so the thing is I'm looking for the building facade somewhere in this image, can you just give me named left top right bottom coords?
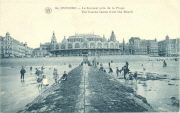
left=47, top=31, right=121, bottom=56
left=158, top=35, right=180, bottom=56
left=129, top=37, right=148, bottom=55
left=0, top=32, right=33, bottom=58
left=147, top=39, right=158, bottom=56
left=128, top=37, right=158, bottom=56
left=119, top=38, right=131, bottom=55
left=32, top=47, right=51, bottom=57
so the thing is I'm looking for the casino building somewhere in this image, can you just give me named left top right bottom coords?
left=47, top=31, right=121, bottom=56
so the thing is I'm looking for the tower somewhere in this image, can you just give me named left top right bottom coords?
left=51, top=31, right=57, bottom=44
left=123, top=38, right=125, bottom=52
left=110, top=31, right=116, bottom=42
left=165, top=35, right=169, bottom=44
left=6, top=32, right=10, bottom=37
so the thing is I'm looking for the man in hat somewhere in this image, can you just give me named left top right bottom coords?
left=20, top=66, right=26, bottom=81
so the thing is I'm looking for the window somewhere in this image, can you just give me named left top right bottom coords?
left=82, top=43, right=87, bottom=48
left=110, top=43, right=114, bottom=48
left=90, top=43, right=95, bottom=48
left=56, top=45, right=59, bottom=49
left=68, top=43, right=73, bottom=49
left=97, top=43, right=102, bottom=48
left=61, top=44, right=65, bottom=49
left=75, top=43, right=80, bottom=48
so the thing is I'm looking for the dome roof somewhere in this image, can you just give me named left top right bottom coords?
left=62, top=36, right=68, bottom=43
left=102, top=35, right=107, bottom=42
left=102, top=38, right=107, bottom=42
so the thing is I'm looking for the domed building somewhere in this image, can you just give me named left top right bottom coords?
left=49, top=31, right=122, bottom=56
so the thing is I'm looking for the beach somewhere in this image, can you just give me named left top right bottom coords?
left=0, top=55, right=179, bottom=112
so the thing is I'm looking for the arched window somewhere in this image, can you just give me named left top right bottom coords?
left=56, top=45, right=59, bottom=49
left=68, top=43, right=73, bottom=49
left=82, top=43, right=88, bottom=48
left=115, top=43, right=119, bottom=48
left=61, top=44, right=65, bottom=49
left=110, top=43, right=114, bottom=48
left=97, top=43, right=102, bottom=48
left=104, top=43, right=108, bottom=48
left=90, top=43, right=95, bottom=48
left=75, top=43, right=80, bottom=48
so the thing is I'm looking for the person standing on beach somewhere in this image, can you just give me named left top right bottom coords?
left=53, top=68, right=59, bottom=85
left=126, top=61, right=129, bottom=68
left=69, top=64, right=72, bottom=68
left=120, top=67, right=124, bottom=78
left=116, top=67, right=119, bottom=78
left=124, top=66, right=130, bottom=79
left=108, top=62, right=111, bottom=67
left=109, top=67, right=113, bottom=75
left=163, top=60, right=167, bottom=67
left=30, top=66, right=32, bottom=71
left=41, top=66, right=45, bottom=70
left=133, top=71, right=138, bottom=83
left=20, top=67, right=26, bottom=81
left=143, top=68, right=146, bottom=79
left=35, top=68, right=40, bottom=76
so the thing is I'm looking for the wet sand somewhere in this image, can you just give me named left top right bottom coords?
left=0, top=64, right=78, bottom=113
left=18, top=65, right=154, bottom=112
left=0, top=55, right=179, bottom=112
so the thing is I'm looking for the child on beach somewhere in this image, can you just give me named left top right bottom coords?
left=42, top=75, right=49, bottom=88
left=53, top=68, right=59, bottom=85
left=62, top=71, right=68, bottom=81
left=109, top=67, right=113, bottom=75
left=163, top=60, right=167, bottom=67
left=124, top=66, right=130, bottom=80
left=119, top=67, right=124, bottom=79
left=99, top=66, right=104, bottom=72
left=143, top=68, right=146, bottom=79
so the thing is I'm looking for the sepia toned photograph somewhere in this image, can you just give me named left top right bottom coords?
left=0, top=0, right=180, bottom=112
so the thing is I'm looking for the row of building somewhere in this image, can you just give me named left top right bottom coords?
left=33, top=31, right=179, bottom=57
left=0, top=32, right=33, bottom=58
left=0, top=31, right=179, bottom=58
left=124, top=35, right=179, bottom=57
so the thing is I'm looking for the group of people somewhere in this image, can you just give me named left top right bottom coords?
left=99, top=61, right=138, bottom=82
left=115, top=62, right=137, bottom=81
left=34, top=66, right=49, bottom=88
left=115, top=62, right=138, bottom=82
left=53, top=68, right=68, bottom=85
left=20, top=65, right=68, bottom=89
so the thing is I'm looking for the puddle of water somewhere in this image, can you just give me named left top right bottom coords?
left=115, top=78, right=179, bottom=112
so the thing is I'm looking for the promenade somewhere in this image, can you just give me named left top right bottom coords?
left=18, top=64, right=154, bottom=112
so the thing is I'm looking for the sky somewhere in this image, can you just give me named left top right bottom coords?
left=0, top=0, right=180, bottom=48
